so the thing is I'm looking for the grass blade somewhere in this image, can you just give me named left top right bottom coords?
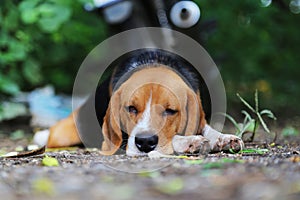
left=257, top=113, right=270, bottom=133
left=242, top=148, right=268, bottom=154
left=240, top=120, right=254, bottom=133
left=255, top=90, right=259, bottom=112
left=237, top=93, right=255, bottom=113
left=219, top=112, right=241, bottom=132
left=241, top=110, right=252, bottom=124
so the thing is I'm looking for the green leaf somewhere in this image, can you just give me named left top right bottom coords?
left=15, top=31, right=30, bottom=43
left=38, top=3, right=56, bottom=17
left=0, top=149, right=7, bottom=157
left=0, top=102, right=26, bottom=121
left=38, top=18, right=61, bottom=33
left=19, top=0, right=40, bottom=24
left=19, top=0, right=40, bottom=11
left=20, top=9, right=39, bottom=24
left=202, top=162, right=224, bottom=169
left=220, top=158, right=245, bottom=163
left=244, top=119, right=256, bottom=132
left=260, top=109, right=277, bottom=120
left=281, top=126, right=299, bottom=137
left=23, top=59, right=43, bottom=84
left=241, top=110, right=252, bottom=124
left=55, top=6, right=72, bottom=22
left=37, top=3, right=72, bottom=33
left=236, top=119, right=256, bottom=138
left=3, top=6, right=19, bottom=30
left=184, top=159, right=204, bottom=165
left=0, top=77, right=20, bottom=95
left=42, top=155, right=60, bottom=167
left=138, top=171, right=160, bottom=178
left=241, top=148, right=268, bottom=154
left=32, top=177, right=55, bottom=195
left=10, top=130, right=25, bottom=140
left=156, top=178, right=184, bottom=194
left=1, top=40, right=28, bottom=62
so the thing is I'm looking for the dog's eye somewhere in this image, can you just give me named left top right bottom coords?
left=126, top=106, right=138, bottom=114
left=170, top=1, right=201, bottom=29
left=163, top=109, right=178, bottom=116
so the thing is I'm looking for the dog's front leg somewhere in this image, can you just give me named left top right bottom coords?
left=172, top=135, right=211, bottom=155
left=202, top=125, right=244, bottom=152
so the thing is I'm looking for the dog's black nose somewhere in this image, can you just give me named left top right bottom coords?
left=135, top=133, right=158, bottom=153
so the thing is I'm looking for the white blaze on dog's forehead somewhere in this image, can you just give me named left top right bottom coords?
left=126, top=93, right=153, bottom=156
left=137, top=93, right=152, bottom=130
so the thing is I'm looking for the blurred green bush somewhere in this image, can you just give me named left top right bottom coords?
left=0, top=0, right=299, bottom=117
left=0, top=0, right=107, bottom=94
left=196, top=0, right=300, bottom=115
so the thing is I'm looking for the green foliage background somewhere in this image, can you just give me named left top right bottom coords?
left=196, top=0, right=300, bottom=116
left=0, top=0, right=106, bottom=94
left=0, top=0, right=299, bottom=117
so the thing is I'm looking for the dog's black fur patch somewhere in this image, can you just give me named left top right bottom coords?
left=111, top=49, right=200, bottom=92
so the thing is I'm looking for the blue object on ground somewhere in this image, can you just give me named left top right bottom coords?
left=27, top=86, right=72, bottom=127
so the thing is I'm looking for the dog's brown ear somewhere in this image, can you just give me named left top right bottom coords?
left=179, top=89, right=206, bottom=136
left=101, top=90, right=122, bottom=155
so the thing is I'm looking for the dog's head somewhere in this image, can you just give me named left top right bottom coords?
left=101, top=64, right=206, bottom=156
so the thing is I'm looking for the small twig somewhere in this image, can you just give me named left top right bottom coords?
left=1, top=146, right=45, bottom=158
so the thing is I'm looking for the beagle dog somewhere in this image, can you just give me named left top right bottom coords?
left=35, top=50, right=244, bottom=156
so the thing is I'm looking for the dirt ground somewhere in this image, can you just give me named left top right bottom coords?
left=0, top=124, right=299, bottom=200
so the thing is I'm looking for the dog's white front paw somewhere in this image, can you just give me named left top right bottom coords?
left=212, top=134, right=244, bottom=152
left=172, top=135, right=210, bottom=155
